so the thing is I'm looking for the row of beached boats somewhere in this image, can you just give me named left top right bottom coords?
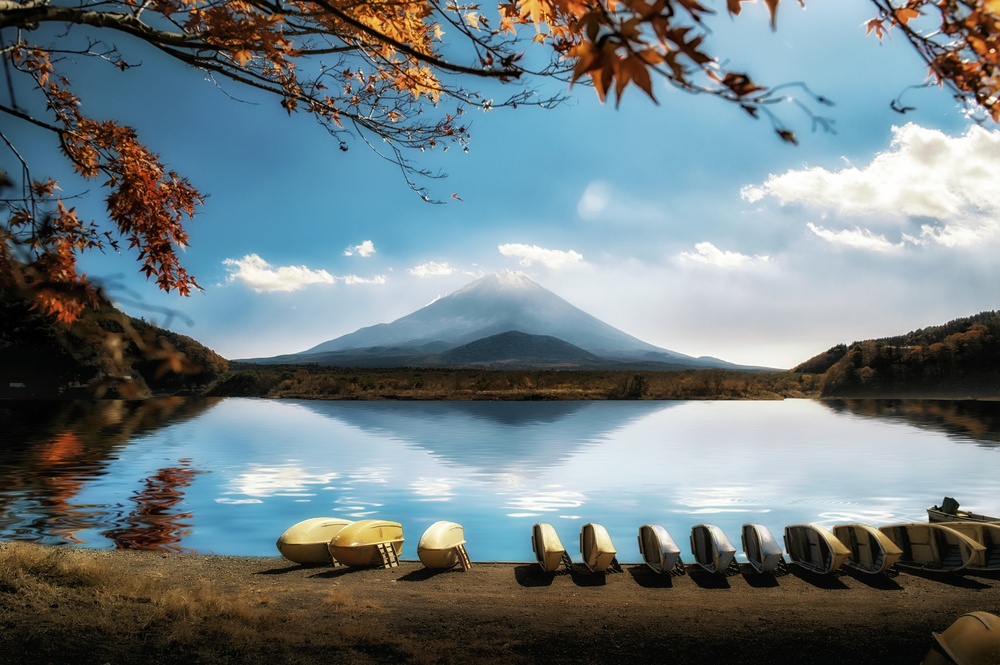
left=276, top=500, right=999, bottom=576
left=531, top=519, right=1000, bottom=576
left=276, top=518, right=471, bottom=570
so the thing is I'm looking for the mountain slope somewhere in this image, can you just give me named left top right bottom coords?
left=301, top=271, right=704, bottom=363
left=435, top=330, right=603, bottom=367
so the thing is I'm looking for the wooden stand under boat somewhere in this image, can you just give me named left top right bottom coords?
left=580, top=523, right=617, bottom=573
left=690, top=524, right=737, bottom=574
left=741, top=523, right=784, bottom=574
left=276, top=517, right=354, bottom=565
left=638, top=524, right=683, bottom=574
left=934, top=522, right=1000, bottom=571
left=832, top=523, right=902, bottom=575
left=878, top=523, right=985, bottom=573
left=532, top=523, right=570, bottom=572
left=417, top=521, right=471, bottom=571
left=783, top=524, right=851, bottom=574
left=327, top=519, right=404, bottom=568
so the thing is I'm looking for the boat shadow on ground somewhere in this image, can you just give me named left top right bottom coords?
left=741, top=567, right=781, bottom=589
left=841, top=567, right=904, bottom=591
left=255, top=563, right=327, bottom=575
left=396, top=567, right=463, bottom=582
left=785, top=566, right=850, bottom=590
left=627, top=565, right=676, bottom=588
left=512, top=564, right=616, bottom=587
left=900, top=567, right=993, bottom=590
left=686, top=567, right=733, bottom=589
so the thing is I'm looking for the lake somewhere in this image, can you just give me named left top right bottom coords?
left=1, top=397, right=998, bottom=563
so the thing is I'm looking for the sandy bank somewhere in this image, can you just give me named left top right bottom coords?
left=2, top=544, right=999, bottom=664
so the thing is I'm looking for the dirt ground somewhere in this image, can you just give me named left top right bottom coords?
left=2, top=546, right=999, bottom=665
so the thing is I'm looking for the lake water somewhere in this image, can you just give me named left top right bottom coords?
left=1, top=397, right=998, bottom=563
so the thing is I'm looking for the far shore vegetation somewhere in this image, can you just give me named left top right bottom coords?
left=207, top=365, right=820, bottom=401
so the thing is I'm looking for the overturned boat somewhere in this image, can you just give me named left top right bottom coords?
left=638, top=524, right=683, bottom=574
left=936, top=522, right=1000, bottom=571
left=878, top=523, right=985, bottom=573
left=532, top=522, right=571, bottom=572
left=690, top=524, right=737, bottom=573
left=741, top=523, right=785, bottom=574
left=831, top=523, right=903, bottom=575
left=276, top=517, right=354, bottom=565
left=783, top=524, right=851, bottom=574
left=417, top=521, right=472, bottom=571
left=328, top=519, right=405, bottom=568
left=580, top=523, right=617, bottom=573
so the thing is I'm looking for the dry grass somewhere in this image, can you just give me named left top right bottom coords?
left=0, top=542, right=468, bottom=664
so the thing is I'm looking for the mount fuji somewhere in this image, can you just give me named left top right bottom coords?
left=247, top=271, right=758, bottom=370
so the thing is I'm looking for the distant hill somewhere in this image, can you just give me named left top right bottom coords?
left=794, top=311, right=1000, bottom=397
left=436, top=331, right=602, bottom=367
left=248, top=271, right=765, bottom=371
left=0, top=288, right=228, bottom=398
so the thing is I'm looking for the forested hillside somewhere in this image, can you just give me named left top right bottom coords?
left=795, top=311, right=1000, bottom=397
left=0, top=288, right=227, bottom=398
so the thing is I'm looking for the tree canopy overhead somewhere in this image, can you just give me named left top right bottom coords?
left=1, top=0, right=999, bottom=324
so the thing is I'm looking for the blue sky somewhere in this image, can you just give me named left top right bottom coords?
left=14, top=0, right=1000, bottom=368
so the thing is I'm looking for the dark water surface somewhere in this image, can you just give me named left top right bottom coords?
left=1, top=397, right=997, bottom=562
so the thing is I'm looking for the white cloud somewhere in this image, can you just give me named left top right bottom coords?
left=806, top=223, right=903, bottom=252
left=744, top=123, right=1000, bottom=248
left=577, top=181, right=611, bottom=220
left=223, top=254, right=334, bottom=292
left=344, top=240, right=376, bottom=257
left=341, top=274, right=387, bottom=285
left=679, top=242, right=769, bottom=268
left=223, top=254, right=385, bottom=292
left=408, top=261, right=455, bottom=277
left=498, top=243, right=584, bottom=269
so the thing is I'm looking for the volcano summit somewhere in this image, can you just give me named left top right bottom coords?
left=247, top=271, right=756, bottom=370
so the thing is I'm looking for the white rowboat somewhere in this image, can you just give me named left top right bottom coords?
left=276, top=517, right=353, bottom=565
left=690, top=524, right=737, bottom=574
left=328, top=519, right=404, bottom=568
left=832, top=523, right=902, bottom=575
left=580, top=523, right=617, bottom=573
left=417, top=521, right=471, bottom=571
left=637, top=524, right=683, bottom=574
left=784, top=524, right=851, bottom=574
left=741, top=523, right=784, bottom=574
left=532, top=522, right=570, bottom=572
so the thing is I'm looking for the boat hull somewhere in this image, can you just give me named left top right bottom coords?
left=927, top=507, right=1000, bottom=524
left=532, top=523, right=568, bottom=572
left=580, top=523, right=617, bottom=573
left=878, top=523, right=985, bottom=572
left=328, top=519, right=404, bottom=567
left=741, top=523, right=784, bottom=574
left=690, top=524, right=736, bottom=573
left=784, top=524, right=851, bottom=574
left=832, top=523, right=902, bottom=574
left=935, top=523, right=1000, bottom=571
left=417, top=521, right=470, bottom=570
left=276, top=517, right=354, bottom=565
left=638, top=524, right=682, bottom=574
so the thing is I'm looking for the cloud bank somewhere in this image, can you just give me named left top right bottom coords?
left=680, top=242, right=769, bottom=268
left=742, top=123, right=1000, bottom=249
left=223, top=254, right=383, bottom=292
left=498, top=243, right=584, bottom=269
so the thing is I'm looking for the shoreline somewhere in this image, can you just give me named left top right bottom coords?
left=2, top=543, right=998, bottom=664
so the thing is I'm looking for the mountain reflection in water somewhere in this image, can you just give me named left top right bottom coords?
left=0, top=397, right=998, bottom=560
